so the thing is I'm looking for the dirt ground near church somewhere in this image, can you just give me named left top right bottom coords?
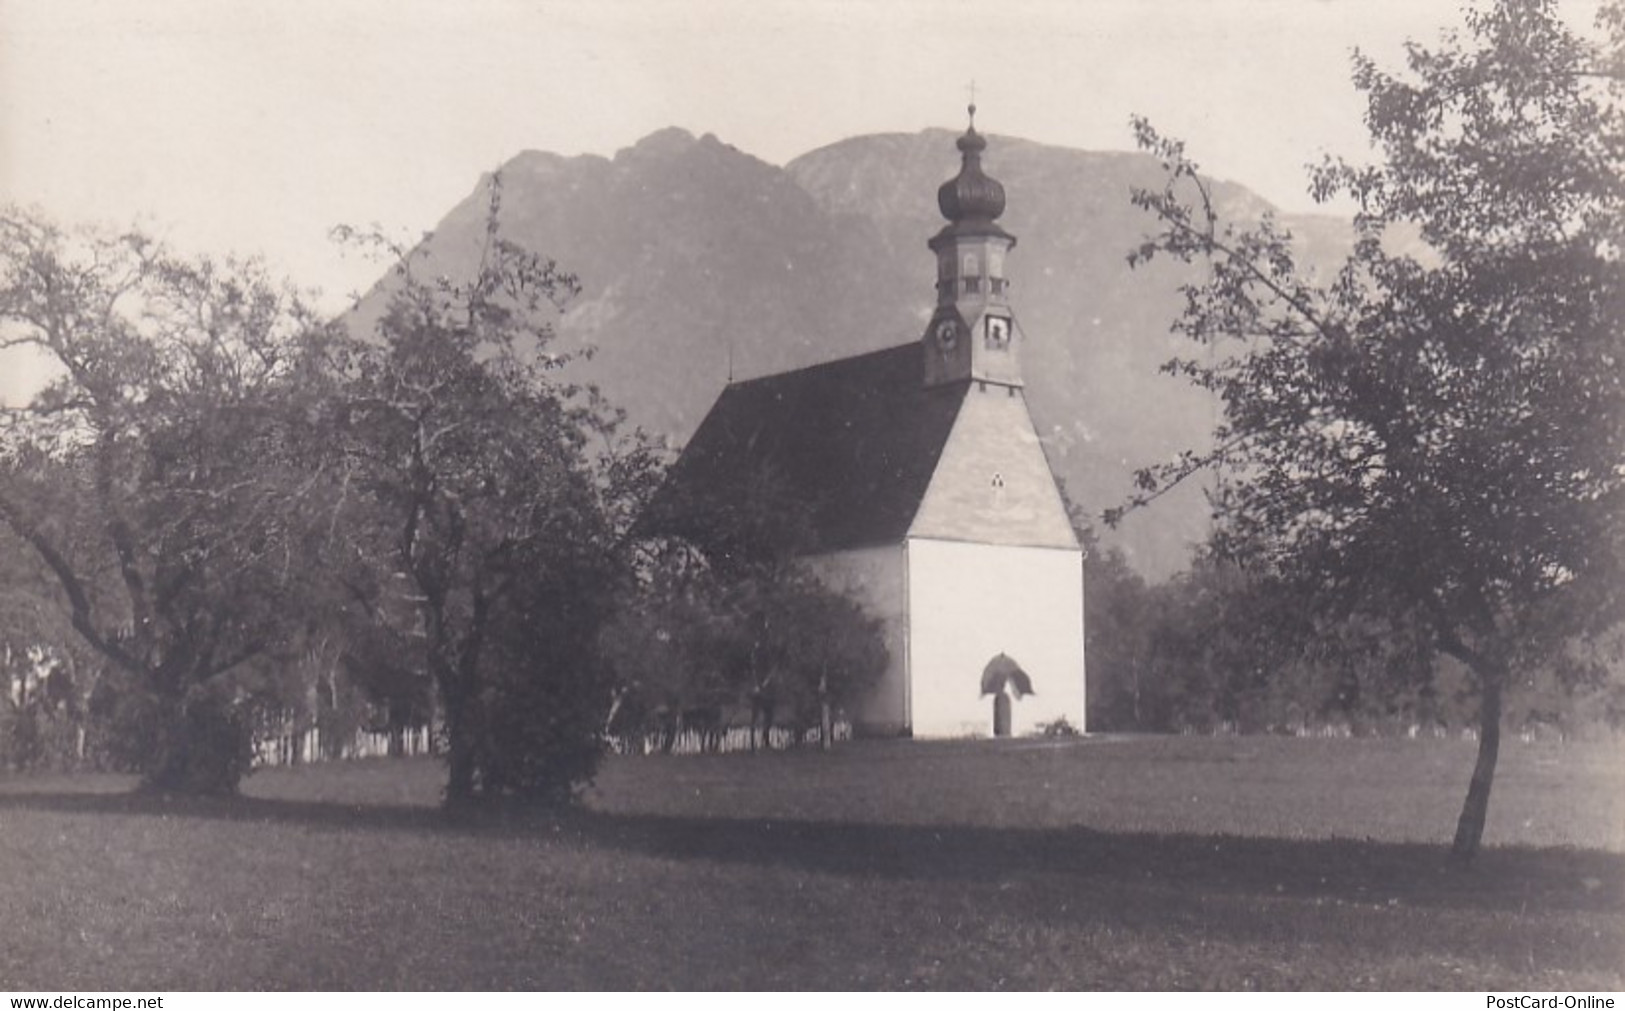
left=0, top=735, right=1620, bottom=990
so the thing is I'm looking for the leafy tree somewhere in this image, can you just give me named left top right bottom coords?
left=1124, top=558, right=1441, bottom=735
left=598, top=547, right=738, bottom=751
left=1077, top=528, right=1157, bottom=732
left=1125, top=0, right=1624, bottom=858
left=724, top=567, right=888, bottom=749
left=0, top=210, right=339, bottom=793
left=469, top=527, right=622, bottom=802
left=329, top=180, right=637, bottom=805
left=599, top=547, right=887, bottom=752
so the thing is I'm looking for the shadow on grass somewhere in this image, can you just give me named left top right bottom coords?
left=0, top=786, right=1618, bottom=917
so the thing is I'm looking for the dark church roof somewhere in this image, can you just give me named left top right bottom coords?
left=648, top=343, right=969, bottom=554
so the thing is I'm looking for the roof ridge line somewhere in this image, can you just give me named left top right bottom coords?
left=726, top=341, right=918, bottom=389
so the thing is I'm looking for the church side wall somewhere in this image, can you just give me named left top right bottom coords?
left=906, top=537, right=1085, bottom=738
left=802, top=544, right=910, bottom=735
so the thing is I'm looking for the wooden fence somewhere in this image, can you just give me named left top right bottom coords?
left=608, top=721, right=852, bottom=756
left=253, top=725, right=436, bottom=767
left=252, top=720, right=850, bottom=767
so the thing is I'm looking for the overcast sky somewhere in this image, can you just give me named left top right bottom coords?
left=0, top=0, right=1605, bottom=400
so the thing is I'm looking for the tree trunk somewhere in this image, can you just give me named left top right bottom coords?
left=1451, top=664, right=1503, bottom=862
left=818, top=674, right=833, bottom=750
left=144, top=692, right=249, bottom=795
left=444, top=726, right=475, bottom=804
left=442, top=686, right=476, bottom=805
left=434, top=585, right=486, bottom=807
left=1131, top=650, right=1143, bottom=730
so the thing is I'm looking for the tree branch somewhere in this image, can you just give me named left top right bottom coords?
left=0, top=485, right=143, bottom=673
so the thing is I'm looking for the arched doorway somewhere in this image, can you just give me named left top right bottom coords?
left=980, top=652, right=1033, bottom=738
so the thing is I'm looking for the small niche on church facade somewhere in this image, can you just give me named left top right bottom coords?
left=984, top=315, right=1011, bottom=349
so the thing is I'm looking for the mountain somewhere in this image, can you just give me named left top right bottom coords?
left=348, top=127, right=1349, bottom=580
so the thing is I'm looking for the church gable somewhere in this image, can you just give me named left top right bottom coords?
left=907, top=384, right=1078, bottom=550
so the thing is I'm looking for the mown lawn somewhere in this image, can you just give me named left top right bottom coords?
left=0, top=735, right=1619, bottom=990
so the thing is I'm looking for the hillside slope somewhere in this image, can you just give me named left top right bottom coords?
left=348, top=128, right=1349, bottom=578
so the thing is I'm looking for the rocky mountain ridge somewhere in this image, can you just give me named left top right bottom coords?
left=350, top=127, right=1351, bottom=579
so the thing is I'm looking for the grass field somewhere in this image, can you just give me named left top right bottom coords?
left=0, top=735, right=1620, bottom=990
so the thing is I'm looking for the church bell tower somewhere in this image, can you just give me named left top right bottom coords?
left=923, top=106, right=1021, bottom=389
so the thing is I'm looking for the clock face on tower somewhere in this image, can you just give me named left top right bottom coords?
left=935, top=319, right=958, bottom=352
left=984, top=315, right=1011, bottom=349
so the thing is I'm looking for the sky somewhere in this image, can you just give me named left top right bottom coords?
left=0, top=0, right=1605, bottom=401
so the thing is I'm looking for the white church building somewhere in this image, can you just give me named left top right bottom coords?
left=656, top=112, right=1085, bottom=737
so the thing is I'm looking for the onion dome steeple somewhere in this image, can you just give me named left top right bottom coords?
left=922, top=105, right=1022, bottom=390
left=937, top=105, right=1007, bottom=229
left=933, top=105, right=1014, bottom=245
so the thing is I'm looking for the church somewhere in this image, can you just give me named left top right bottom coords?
left=657, top=111, right=1086, bottom=738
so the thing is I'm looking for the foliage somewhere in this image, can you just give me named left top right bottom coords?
left=0, top=190, right=662, bottom=797
left=601, top=542, right=888, bottom=752
left=729, top=566, right=889, bottom=747
left=1037, top=715, right=1081, bottom=737
left=0, top=529, right=79, bottom=769
left=327, top=178, right=641, bottom=805
left=599, top=548, right=742, bottom=750
left=1079, top=528, right=1156, bottom=732
left=1080, top=529, right=1618, bottom=739
left=470, top=521, right=623, bottom=803
left=1125, top=0, right=1625, bottom=857
left=0, top=209, right=341, bottom=792
left=1137, top=559, right=1442, bottom=734
left=0, top=643, right=77, bottom=771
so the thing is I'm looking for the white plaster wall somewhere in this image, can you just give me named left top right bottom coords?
left=803, top=543, right=910, bottom=734
left=906, top=537, right=1085, bottom=737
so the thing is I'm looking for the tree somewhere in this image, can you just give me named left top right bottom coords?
left=1124, top=0, right=1624, bottom=858
left=723, top=567, right=888, bottom=749
left=0, top=210, right=340, bottom=793
left=598, top=548, right=888, bottom=753
left=598, top=547, right=740, bottom=752
left=1074, top=524, right=1158, bottom=732
left=329, top=180, right=637, bottom=805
